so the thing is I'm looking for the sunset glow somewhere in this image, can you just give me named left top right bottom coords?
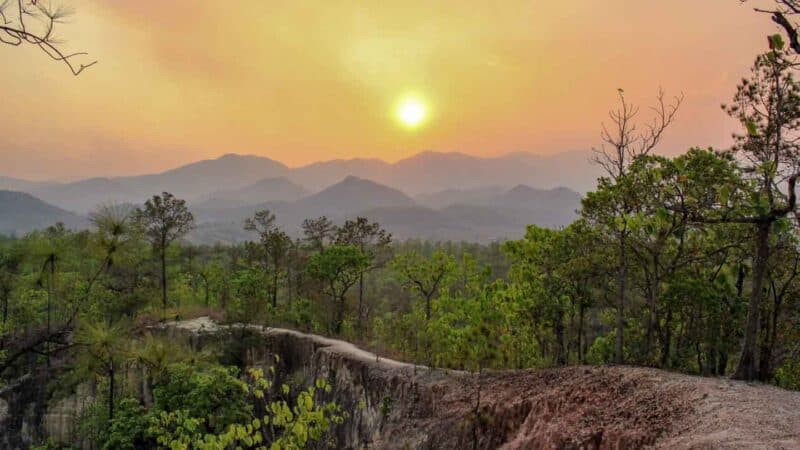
left=0, top=0, right=777, bottom=180
left=396, top=96, right=428, bottom=129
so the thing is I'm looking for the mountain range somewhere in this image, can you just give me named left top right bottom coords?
left=0, top=151, right=593, bottom=242
left=0, top=191, right=86, bottom=236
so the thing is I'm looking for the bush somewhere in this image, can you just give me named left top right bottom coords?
left=775, top=359, right=800, bottom=391
left=153, top=364, right=252, bottom=434
left=104, top=398, right=151, bottom=450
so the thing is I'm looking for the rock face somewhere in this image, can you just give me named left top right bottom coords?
left=3, top=317, right=800, bottom=449
left=158, top=318, right=800, bottom=450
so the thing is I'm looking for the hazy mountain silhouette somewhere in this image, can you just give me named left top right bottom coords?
left=196, top=176, right=308, bottom=209
left=289, top=158, right=392, bottom=192
left=293, top=176, right=415, bottom=217
left=3, top=151, right=590, bottom=240
left=0, top=176, right=51, bottom=192
left=31, top=177, right=137, bottom=214
left=414, top=186, right=509, bottom=209
left=289, top=150, right=601, bottom=195
left=190, top=179, right=580, bottom=243
left=0, top=190, right=86, bottom=235
left=27, top=153, right=291, bottom=212
left=120, top=153, right=290, bottom=198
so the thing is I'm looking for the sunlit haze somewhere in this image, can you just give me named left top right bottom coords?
left=0, top=0, right=777, bottom=180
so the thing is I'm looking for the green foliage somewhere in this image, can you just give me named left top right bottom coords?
left=776, top=359, right=800, bottom=391
left=104, top=398, right=150, bottom=450
left=153, top=364, right=252, bottom=434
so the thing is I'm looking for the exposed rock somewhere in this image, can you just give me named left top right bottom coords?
left=158, top=317, right=800, bottom=449
left=4, top=316, right=800, bottom=449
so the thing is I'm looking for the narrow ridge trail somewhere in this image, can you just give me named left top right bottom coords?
left=164, top=317, right=800, bottom=449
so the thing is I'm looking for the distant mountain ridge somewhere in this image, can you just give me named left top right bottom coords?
left=191, top=177, right=580, bottom=244
left=196, top=176, right=309, bottom=209
left=1, top=151, right=588, bottom=243
left=2, top=151, right=599, bottom=213
left=0, top=190, right=86, bottom=236
left=0, top=175, right=581, bottom=243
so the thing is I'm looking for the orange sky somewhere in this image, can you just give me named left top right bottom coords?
left=0, top=0, right=779, bottom=180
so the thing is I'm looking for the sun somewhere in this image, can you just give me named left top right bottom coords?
left=395, top=96, right=428, bottom=129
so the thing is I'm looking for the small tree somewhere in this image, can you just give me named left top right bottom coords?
left=135, top=193, right=194, bottom=319
left=302, top=216, right=335, bottom=253
left=244, top=210, right=292, bottom=308
left=305, top=245, right=368, bottom=334
left=335, top=217, right=392, bottom=336
left=392, top=250, right=457, bottom=321
left=75, top=319, right=131, bottom=425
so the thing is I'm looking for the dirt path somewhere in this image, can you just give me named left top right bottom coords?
left=167, top=317, right=800, bottom=449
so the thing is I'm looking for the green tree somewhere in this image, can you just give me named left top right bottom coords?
left=305, top=245, right=369, bottom=334
left=75, top=319, right=131, bottom=424
left=335, top=217, right=392, bottom=336
left=392, top=250, right=457, bottom=321
left=135, top=192, right=195, bottom=319
left=245, top=210, right=293, bottom=308
left=587, top=88, right=683, bottom=364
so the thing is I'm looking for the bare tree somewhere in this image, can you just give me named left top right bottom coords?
left=590, top=88, right=683, bottom=364
left=0, top=0, right=95, bottom=75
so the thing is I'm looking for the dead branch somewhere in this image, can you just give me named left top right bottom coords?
left=0, top=0, right=95, bottom=75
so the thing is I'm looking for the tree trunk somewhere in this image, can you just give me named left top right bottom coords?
left=615, top=233, right=626, bottom=364
left=1, top=290, right=7, bottom=350
left=357, top=272, right=364, bottom=338
left=661, top=306, right=673, bottom=368
left=203, top=277, right=210, bottom=308
left=645, top=274, right=659, bottom=365
left=554, top=305, right=566, bottom=366
left=47, top=256, right=54, bottom=368
left=578, top=302, right=586, bottom=363
left=1, top=291, right=7, bottom=327
left=108, top=361, right=115, bottom=423
left=334, top=295, right=345, bottom=335
left=734, top=222, right=771, bottom=381
left=272, top=263, right=279, bottom=308
left=160, top=246, right=168, bottom=320
left=425, top=294, right=432, bottom=321
left=759, top=283, right=783, bottom=381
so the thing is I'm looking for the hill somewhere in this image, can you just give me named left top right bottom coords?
left=0, top=176, right=51, bottom=193
left=414, top=186, right=508, bottom=209
left=26, top=154, right=292, bottom=213
left=5, top=151, right=598, bottom=214
left=31, top=177, right=137, bottom=214
left=196, top=176, right=309, bottom=209
left=0, top=190, right=86, bottom=236
left=290, top=150, right=601, bottom=195
left=293, top=176, right=416, bottom=217
left=190, top=182, right=580, bottom=244
left=162, top=318, right=800, bottom=450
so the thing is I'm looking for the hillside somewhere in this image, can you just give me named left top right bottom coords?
left=25, top=154, right=292, bottom=213
left=31, top=177, right=137, bottom=214
left=414, top=186, right=508, bottom=209
left=293, top=176, right=416, bottom=216
left=0, top=190, right=86, bottom=235
left=196, top=176, right=309, bottom=209
left=0, top=176, right=51, bottom=193
left=190, top=180, right=581, bottom=243
left=170, top=319, right=800, bottom=449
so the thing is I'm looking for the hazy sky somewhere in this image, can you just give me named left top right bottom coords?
left=0, top=0, right=778, bottom=180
